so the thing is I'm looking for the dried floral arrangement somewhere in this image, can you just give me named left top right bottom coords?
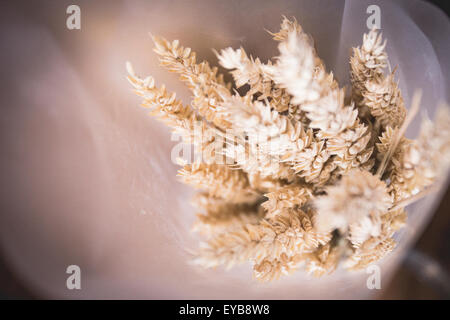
left=126, top=17, right=450, bottom=281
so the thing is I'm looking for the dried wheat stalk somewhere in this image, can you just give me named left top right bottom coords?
left=127, top=17, right=450, bottom=281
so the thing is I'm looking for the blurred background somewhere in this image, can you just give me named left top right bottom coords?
left=0, top=0, right=449, bottom=299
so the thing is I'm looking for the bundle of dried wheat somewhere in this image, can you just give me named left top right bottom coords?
left=127, top=17, right=450, bottom=281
